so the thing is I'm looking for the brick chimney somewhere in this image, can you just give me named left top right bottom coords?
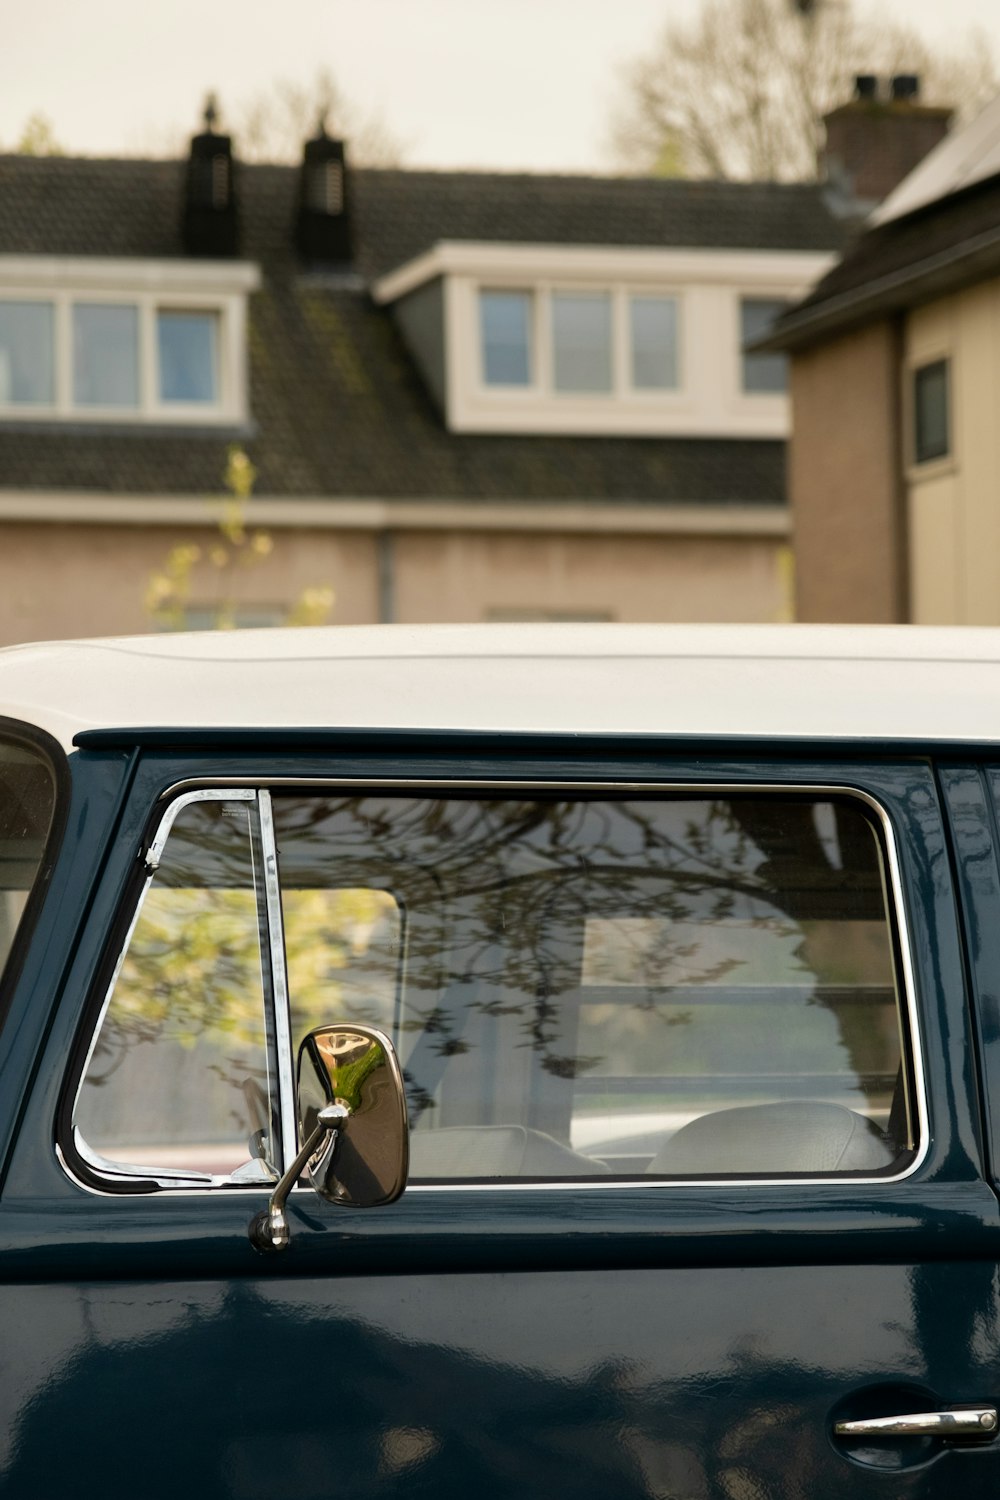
left=821, top=76, right=952, bottom=211
left=182, top=96, right=238, bottom=257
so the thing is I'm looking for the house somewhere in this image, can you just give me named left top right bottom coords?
left=768, top=86, right=1000, bottom=625
left=0, top=111, right=850, bottom=644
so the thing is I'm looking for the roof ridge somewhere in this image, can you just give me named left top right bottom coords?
left=0, top=153, right=830, bottom=195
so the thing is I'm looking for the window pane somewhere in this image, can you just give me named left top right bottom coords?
left=0, top=737, right=57, bottom=984
left=74, top=798, right=279, bottom=1183
left=630, top=296, right=679, bottom=389
left=479, top=290, right=532, bottom=386
left=552, top=291, right=612, bottom=393
left=157, top=309, right=219, bottom=403
left=914, top=359, right=949, bottom=463
left=178, top=605, right=285, bottom=631
left=270, top=793, right=910, bottom=1182
left=283, top=886, right=402, bottom=1052
left=0, top=301, right=54, bottom=405
left=741, top=297, right=789, bottom=393
left=72, top=303, right=139, bottom=407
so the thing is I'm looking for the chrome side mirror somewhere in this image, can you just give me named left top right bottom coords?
left=249, top=1024, right=409, bottom=1252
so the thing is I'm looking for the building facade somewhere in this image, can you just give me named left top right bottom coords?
left=772, top=91, right=1000, bottom=624
left=0, top=127, right=846, bottom=644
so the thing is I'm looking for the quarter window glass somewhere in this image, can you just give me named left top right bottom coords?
left=914, top=359, right=950, bottom=464
left=630, top=295, right=679, bottom=390
left=72, top=303, right=139, bottom=407
left=271, top=793, right=911, bottom=1181
left=74, top=799, right=279, bottom=1184
left=552, top=291, right=613, bottom=393
left=0, top=736, right=57, bottom=985
left=741, top=297, right=789, bottom=393
left=157, top=310, right=219, bottom=403
left=0, top=301, right=54, bottom=405
left=479, top=290, right=532, bottom=386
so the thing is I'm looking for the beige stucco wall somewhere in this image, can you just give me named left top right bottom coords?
left=789, top=320, right=906, bottom=623
left=0, top=510, right=790, bottom=647
left=393, top=529, right=787, bottom=623
left=905, top=281, right=1000, bottom=624
left=0, top=522, right=380, bottom=646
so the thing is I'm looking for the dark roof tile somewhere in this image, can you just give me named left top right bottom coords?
left=0, top=155, right=847, bottom=267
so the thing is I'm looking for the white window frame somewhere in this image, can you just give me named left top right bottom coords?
left=0, top=256, right=260, bottom=426
left=374, top=243, right=834, bottom=439
left=471, top=280, right=687, bottom=408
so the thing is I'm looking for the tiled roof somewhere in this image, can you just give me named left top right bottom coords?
left=769, top=171, right=1000, bottom=351
left=0, top=154, right=839, bottom=502
left=0, top=156, right=847, bottom=268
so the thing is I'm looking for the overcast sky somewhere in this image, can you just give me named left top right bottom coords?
left=3, top=0, right=1000, bottom=172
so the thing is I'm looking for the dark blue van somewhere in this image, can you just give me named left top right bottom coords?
left=2, top=622, right=1000, bottom=1498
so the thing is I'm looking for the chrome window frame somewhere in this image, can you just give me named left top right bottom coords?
left=63, top=776, right=929, bottom=1196
left=71, top=787, right=291, bottom=1188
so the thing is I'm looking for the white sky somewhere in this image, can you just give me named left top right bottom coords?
left=3, top=0, right=1000, bottom=172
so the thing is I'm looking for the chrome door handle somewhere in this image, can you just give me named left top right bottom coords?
left=835, top=1407, right=998, bottom=1439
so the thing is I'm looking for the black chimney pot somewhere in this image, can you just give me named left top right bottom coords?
left=891, top=74, right=920, bottom=102
left=296, top=124, right=352, bottom=266
left=182, top=96, right=238, bottom=258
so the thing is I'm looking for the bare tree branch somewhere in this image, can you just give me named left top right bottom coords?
left=232, top=67, right=405, bottom=167
left=609, top=0, right=998, bottom=181
left=132, top=71, right=407, bottom=167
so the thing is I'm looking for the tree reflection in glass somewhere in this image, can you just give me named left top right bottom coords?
left=75, top=799, right=277, bottom=1182
left=271, top=793, right=907, bottom=1179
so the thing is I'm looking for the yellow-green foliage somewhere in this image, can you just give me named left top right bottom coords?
left=146, top=444, right=334, bottom=631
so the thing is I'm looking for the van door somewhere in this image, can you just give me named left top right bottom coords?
left=1, top=745, right=999, bottom=1499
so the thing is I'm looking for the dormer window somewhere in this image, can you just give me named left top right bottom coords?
left=73, top=304, right=140, bottom=408
left=0, top=257, right=258, bottom=425
left=630, top=296, right=679, bottom=390
left=480, top=290, right=532, bottom=386
left=157, top=310, right=219, bottom=403
left=478, top=286, right=680, bottom=399
left=374, top=242, right=833, bottom=438
left=552, top=291, right=613, bottom=393
left=0, top=301, right=54, bottom=405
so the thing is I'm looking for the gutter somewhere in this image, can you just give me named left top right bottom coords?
left=0, top=493, right=790, bottom=538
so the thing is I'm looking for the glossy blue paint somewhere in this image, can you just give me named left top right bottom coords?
left=2, top=742, right=1000, bottom=1497
left=0, top=746, right=136, bottom=1183
left=939, top=765, right=1000, bottom=1184
left=3, top=1264, right=1000, bottom=1496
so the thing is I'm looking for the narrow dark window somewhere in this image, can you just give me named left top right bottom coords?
left=741, top=298, right=789, bottom=393
left=914, top=358, right=950, bottom=464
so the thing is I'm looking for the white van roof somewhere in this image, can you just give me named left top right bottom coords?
left=0, top=622, right=998, bottom=751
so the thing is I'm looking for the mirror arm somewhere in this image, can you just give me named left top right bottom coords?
left=248, top=1104, right=350, bottom=1253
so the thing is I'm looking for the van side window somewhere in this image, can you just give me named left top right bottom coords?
left=272, top=792, right=913, bottom=1181
left=70, top=787, right=916, bottom=1189
left=74, top=797, right=281, bottom=1185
